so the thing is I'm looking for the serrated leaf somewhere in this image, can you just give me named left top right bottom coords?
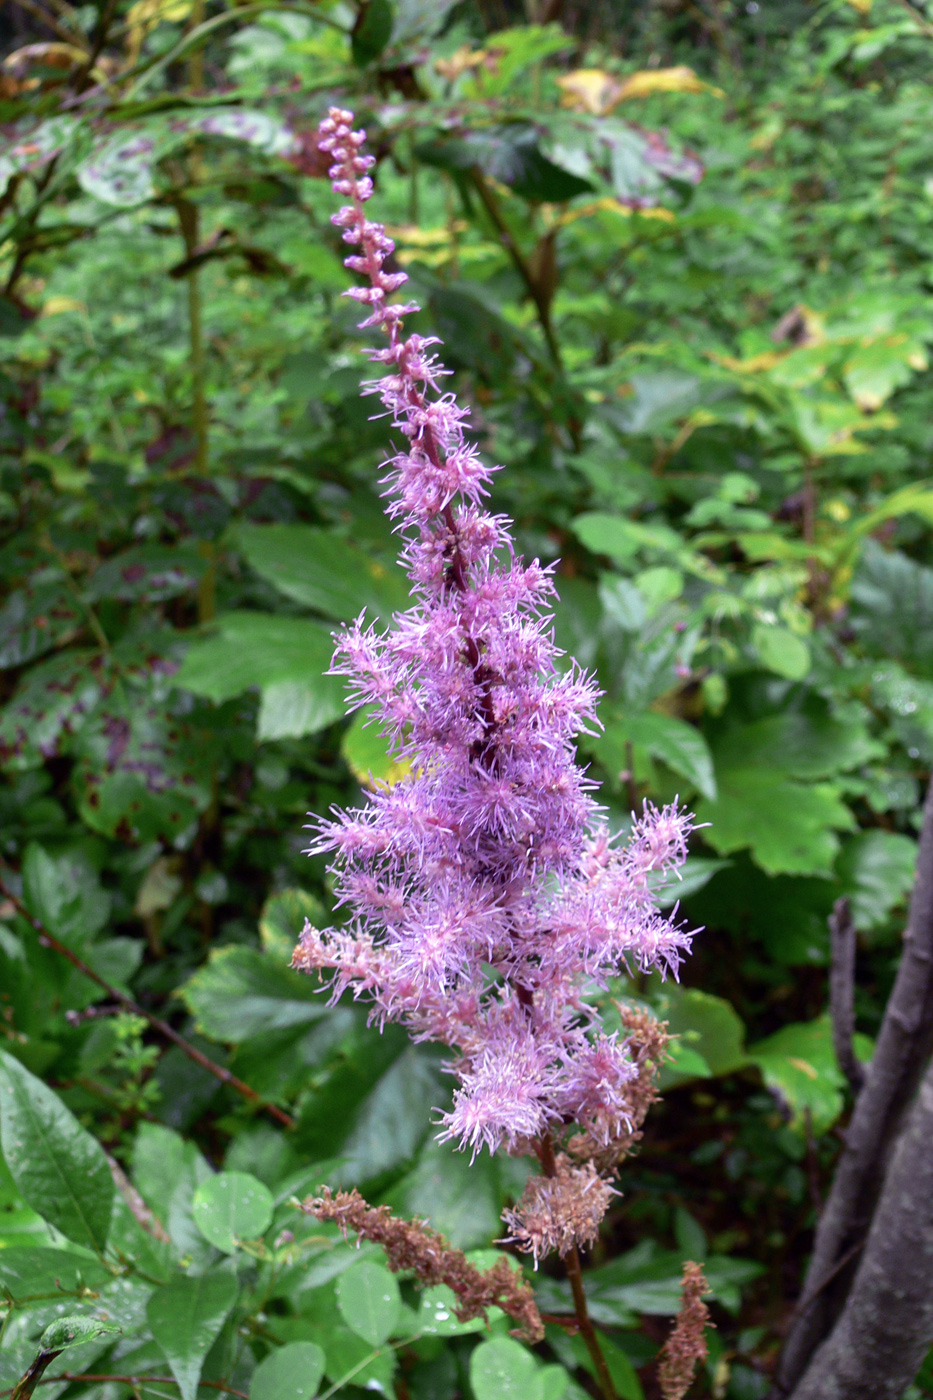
left=748, top=1014, right=856, bottom=1133
left=249, top=1342, right=325, bottom=1400
left=180, top=945, right=330, bottom=1041
left=0, top=650, right=106, bottom=770
left=698, top=770, right=854, bottom=876
left=192, top=1171, right=274, bottom=1253
left=146, top=1270, right=238, bottom=1400
left=337, top=1261, right=401, bottom=1346
left=176, top=612, right=344, bottom=740
left=0, top=1051, right=113, bottom=1254
left=0, top=578, right=82, bottom=670
left=836, top=829, right=917, bottom=932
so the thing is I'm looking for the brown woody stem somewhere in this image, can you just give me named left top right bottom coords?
left=537, top=1135, right=618, bottom=1400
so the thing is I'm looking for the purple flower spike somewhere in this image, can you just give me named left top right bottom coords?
left=293, top=108, right=699, bottom=1160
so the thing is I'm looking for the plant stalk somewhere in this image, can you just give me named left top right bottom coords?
left=537, top=1135, right=618, bottom=1400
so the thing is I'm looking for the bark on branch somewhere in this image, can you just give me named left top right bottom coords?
left=789, top=1058, right=933, bottom=1400
left=773, top=777, right=933, bottom=1396
left=829, top=897, right=864, bottom=1094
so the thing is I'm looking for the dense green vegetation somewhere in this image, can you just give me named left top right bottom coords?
left=3, top=1, right=933, bottom=1397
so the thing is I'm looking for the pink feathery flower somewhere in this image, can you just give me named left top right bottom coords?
left=293, top=108, right=699, bottom=1158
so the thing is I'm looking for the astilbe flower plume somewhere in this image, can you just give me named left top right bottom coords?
left=294, top=110, right=697, bottom=1215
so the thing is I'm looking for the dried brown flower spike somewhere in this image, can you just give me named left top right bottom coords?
left=302, top=1187, right=544, bottom=1343
left=657, top=1261, right=713, bottom=1400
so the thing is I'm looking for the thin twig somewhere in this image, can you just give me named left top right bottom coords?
left=0, top=869, right=294, bottom=1130
left=829, top=896, right=864, bottom=1093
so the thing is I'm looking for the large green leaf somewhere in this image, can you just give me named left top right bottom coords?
left=192, top=1171, right=274, bottom=1253
left=336, top=1261, right=401, bottom=1346
left=748, top=1014, right=864, bottom=1134
left=653, top=986, right=748, bottom=1088
left=175, top=612, right=344, bottom=739
left=417, top=124, right=593, bottom=203
left=234, top=524, right=408, bottom=622
left=0, top=1051, right=113, bottom=1254
left=594, top=708, right=716, bottom=800
left=698, top=769, right=855, bottom=877
left=250, top=1342, right=325, bottom=1400
left=835, top=829, right=917, bottom=932
left=179, top=945, right=330, bottom=1041
left=0, top=650, right=106, bottom=770
left=146, top=1270, right=238, bottom=1400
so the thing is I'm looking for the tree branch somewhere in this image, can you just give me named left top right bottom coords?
left=788, top=1058, right=933, bottom=1400
left=829, top=897, right=864, bottom=1094
left=772, top=778, right=933, bottom=1395
left=0, top=869, right=294, bottom=1131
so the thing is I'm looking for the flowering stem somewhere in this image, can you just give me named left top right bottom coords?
left=537, top=1135, right=618, bottom=1400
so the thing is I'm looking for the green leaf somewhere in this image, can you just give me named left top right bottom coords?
left=192, top=1171, right=274, bottom=1253
left=849, top=541, right=933, bottom=679
left=384, top=1138, right=502, bottom=1250
left=0, top=650, right=106, bottom=770
left=352, top=0, right=395, bottom=65
left=416, top=1285, right=486, bottom=1337
left=21, top=841, right=110, bottom=945
left=38, top=1317, right=121, bottom=1354
left=70, top=666, right=216, bottom=843
left=470, top=1337, right=543, bottom=1400
left=88, top=544, right=206, bottom=604
left=0, top=1050, right=113, bottom=1254
left=342, top=710, right=410, bottom=788
left=653, top=987, right=747, bottom=1088
left=570, top=1330, right=644, bottom=1400
left=748, top=1014, right=850, bottom=1133
left=249, top=1342, right=325, bottom=1400
left=337, top=1261, right=401, bottom=1346
left=712, top=705, right=880, bottom=782
left=0, top=1248, right=110, bottom=1298
left=146, top=1270, right=239, bottom=1400
left=417, top=125, right=593, bottom=203
left=596, top=709, right=716, bottom=800
left=836, top=829, right=917, bottom=932
left=752, top=625, right=811, bottom=681
left=179, top=945, right=330, bottom=1041
left=259, top=889, right=327, bottom=962
left=233, top=524, right=408, bottom=622
left=698, top=770, right=855, bottom=876
left=0, top=578, right=82, bottom=671
left=176, top=612, right=344, bottom=740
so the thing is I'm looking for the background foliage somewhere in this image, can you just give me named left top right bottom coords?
left=2, top=0, right=933, bottom=1396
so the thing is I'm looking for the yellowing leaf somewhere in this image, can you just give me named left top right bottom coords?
left=556, top=69, right=623, bottom=115
left=557, top=64, right=722, bottom=116
left=708, top=350, right=786, bottom=374
left=40, top=295, right=86, bottom=317
left=555, top=197, right=677, bottom=227
left=613, top=65, right=725, bottom=102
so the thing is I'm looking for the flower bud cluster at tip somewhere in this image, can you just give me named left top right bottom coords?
left=295, top=107, right=700, bottom=1163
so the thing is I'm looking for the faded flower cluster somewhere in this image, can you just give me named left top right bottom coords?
left=293, top=108, right=697, bottom=1255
